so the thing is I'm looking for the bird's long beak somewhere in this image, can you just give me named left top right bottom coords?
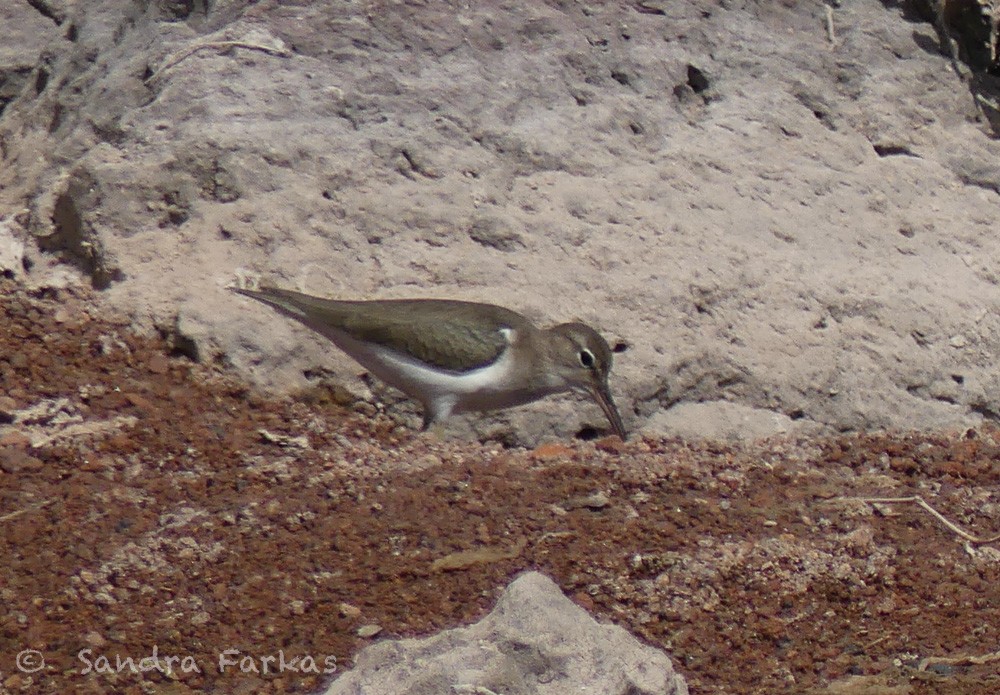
left=591, top=381, right=627, bottom=440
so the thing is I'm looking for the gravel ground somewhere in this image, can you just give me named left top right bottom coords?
left=2, top=282, right=1000, bottom=694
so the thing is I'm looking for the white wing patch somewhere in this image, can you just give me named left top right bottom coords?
left=325, top=326, right=527, bottom=419
left=372, top=344, right=517, bottom=395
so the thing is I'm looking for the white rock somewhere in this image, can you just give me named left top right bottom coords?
left=322, top=572, right=688, bottom=695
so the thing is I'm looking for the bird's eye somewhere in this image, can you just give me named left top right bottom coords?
left=578, top=349, right=596, bottom=368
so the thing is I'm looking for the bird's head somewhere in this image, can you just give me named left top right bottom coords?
left=547, top=322, right=627, bottom=439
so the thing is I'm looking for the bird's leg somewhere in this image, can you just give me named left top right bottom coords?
left=421, top=396, right=457, bottom=436
left=420, top=411, right=435, bottom=432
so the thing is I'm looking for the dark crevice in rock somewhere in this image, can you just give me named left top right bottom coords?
left=687, top=64, right=710, bottom=93
left=793, top=90, right=837, bottom=131
left=169, top=332, right=200, bottom=361
left=956, top=172, right=1000, bottom=194
left=610, top=69, right=633, bottom=87
left=971, top=401, right=1000, bottom=420
left=26, top=0, right=64, bottom=25
left=873, top=143, right=918, bottom=157
left=41, top=177, right=124, bottom=290
left=398, top=148, right=438, bottom=179
left=635, top=1, right=666, bottom=16
left=158, top=322, right=202, bottom=362
left=48, top=102, right=64, bottom=133
left=34, top=67, right=50, bottom=95
left=0, top=68, right=31, bottom=118
left=467, top=216, right=524, bottom=252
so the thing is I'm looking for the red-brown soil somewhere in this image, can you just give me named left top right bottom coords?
left=2, top=282, right=999, bottom=694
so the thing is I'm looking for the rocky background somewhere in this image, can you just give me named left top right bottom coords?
left=4, top=0, right=1000, bottom=693
left=5, top=0, right=1000, bottom=443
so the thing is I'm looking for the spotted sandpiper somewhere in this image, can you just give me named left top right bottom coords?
left=232, top=286, right=627, bottom=438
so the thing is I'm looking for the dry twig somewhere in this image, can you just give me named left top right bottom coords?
left=918, top=648, right=1000, bottom=671
left=0, top=499, right=53, bottom=523
left=844, top=495, right=1000, bottom=545
left=146, top=40, right=292, bottom=84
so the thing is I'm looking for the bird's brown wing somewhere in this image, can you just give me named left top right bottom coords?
left=233, top=287, right=529, bottom=372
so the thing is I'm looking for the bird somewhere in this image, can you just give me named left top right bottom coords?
left=231, top=286, right=626, bottom=439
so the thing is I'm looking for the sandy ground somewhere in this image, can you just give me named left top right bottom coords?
left=3, top=283, right=999, bottom=694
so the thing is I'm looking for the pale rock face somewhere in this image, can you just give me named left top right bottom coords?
left=321, top=571, right=689, bottom=695
left=3, top=1, right=1000, bottom=444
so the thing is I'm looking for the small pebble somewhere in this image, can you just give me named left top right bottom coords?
left=339, top=602, right=361, bottom=619
left=357, top=624, right=382, bottom=638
